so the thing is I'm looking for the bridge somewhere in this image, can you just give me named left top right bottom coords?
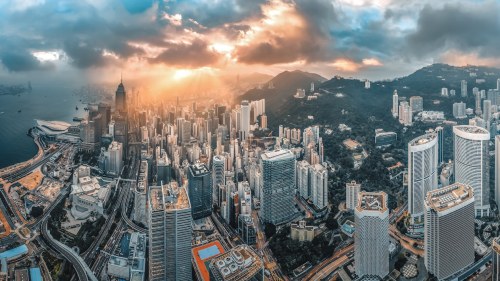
left=41, top=219, right=98, bottom=281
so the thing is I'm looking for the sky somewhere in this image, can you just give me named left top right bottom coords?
left=1, top=0, right=500, bottom=89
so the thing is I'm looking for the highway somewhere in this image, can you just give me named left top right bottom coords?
left=41, top=218, right=97, bottom=281
left=303, top=243, right=354, bottom=281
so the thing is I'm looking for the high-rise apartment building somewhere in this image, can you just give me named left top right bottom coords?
left=424, top=183, right=474, bottom=280
left=409, top=96, right=423, bottom=113
left=240, top=100, right=250, bottom=140
left=461, top=80, right=468, bottom=97
left=392, top=90, right=399, bottom=118
left=407, top=133, right=438, bottom=235
left=453, top=125, right=490, bottom=217
left=296, top=160, right=310, bottom=199
left=148, top=182, right=192, bottom=281
left=354, top=191, right=389, bottom=279
left=188, top=163, right=212, bottom=220
left=310, top=164, right=328, bottom=209
left=483, top=99, right=492, bottom=121
left=435, top=126, right=444, bottom=165
left=453, top=102, right=467, bottom=119
left=346, top=181, right=361, bottom=211
left=260, top=149, right=296, bottom=224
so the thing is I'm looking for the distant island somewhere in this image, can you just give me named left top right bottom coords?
left=0, top=82, right=31, bottom=96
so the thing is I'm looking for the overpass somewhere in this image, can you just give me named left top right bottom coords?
left=41, top=219, right=97, bottom=281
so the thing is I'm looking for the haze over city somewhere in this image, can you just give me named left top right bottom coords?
left=3, top=1, right=500, bottom=281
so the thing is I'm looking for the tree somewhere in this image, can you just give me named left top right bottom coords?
left=31, top=206, right=44, bottom=218
left=264, top=223, right=276, bottom=238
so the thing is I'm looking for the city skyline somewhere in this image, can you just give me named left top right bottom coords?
left=2, top=1, right=500, bottom=281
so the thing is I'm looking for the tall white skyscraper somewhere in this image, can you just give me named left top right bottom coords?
left=493, top=237, right=500, bottom=281
left=496, top=136, right=500, bottom=205
left=424, top=183, right=474, bottom=280
left=461, top=80, right=468, bottom=97
left=475, top=90, right=482, bottom=115
left=392, top=90, right=399, bottom=118
left=453, top=125, right=490, bottom=217
left=260, top=149, right=296, bottom=224
left=354, top=191, right=389, bottom=279
left=346, top=181, right=361, bottom=211
left=240, top=100, right=250, bottom=140
left=484, top=99, right=492, bottom=121
left=453, top=102, right=467, bottom=119
left=212, top=155, right=226, bottom=206
left=148, top=182, right=192, bottom=281
left=296, top=160, right=310, bottom=199
left=497, top=78, right=500, bottom=91
left=309, top=164, right=328, bottom=209
left=407, top=133, right=438, bottom=236
left=398, top=101, right=412, bottom=126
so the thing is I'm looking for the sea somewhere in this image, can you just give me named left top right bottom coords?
left=0, top=84, right=87, bottom=169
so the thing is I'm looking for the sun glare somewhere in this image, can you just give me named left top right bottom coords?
left=173, top=69, right=193, bottom=80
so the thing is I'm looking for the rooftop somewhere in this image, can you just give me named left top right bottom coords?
left=192, top=241, right=226, bottom=281
left=150, top=182, right=190, bottom=211
left=190, top=162, right=210, bottom=176
left=454, top=125, right=489, bottom=135
left=409, top=133, right=437, bottom=146
left=261, top=149, right=293, bottom=161
left=357, top=191, right=388, bottom=212
left=425, top=183, right=473, bottom=212
left=209, top=245, right=263, bottom=281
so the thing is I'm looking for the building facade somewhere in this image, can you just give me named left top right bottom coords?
left=424, top=183, right=475, bottom=280
left=453, top=125, right=490, bottom=217
left=354, top=191, right=389, bottom=279
left=188, top=163, right=212, bottom=220
left=260, top=150, right=296, bottom=225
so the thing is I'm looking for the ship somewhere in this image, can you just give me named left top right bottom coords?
left=73, top=117, right=84, bottom=122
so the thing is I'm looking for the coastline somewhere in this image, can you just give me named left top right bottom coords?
left=0, top=128, right=44, bottom=179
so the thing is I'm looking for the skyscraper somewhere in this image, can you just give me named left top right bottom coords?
left=188, top=163, right=212, bottom=220
left=260, top=149, right=296, bottom=224
left=392, top=90, right=398, bottom=118
left=496, top=136, right=500, bottom=204
left=453, top=125, right=490, bottom=217
left=148, top=182, right=192, bottom=281
left=115, top=78, right=127, bottom=114
left=407, top=133, right=438, bottom=236
left=461, top=80, right=468, bottom=97
left=296, top=160, right=310, bottom=199
left=346, top=181, right=361, bottom=211
left=493, top=237, right=500, bottom=281
left=240, top=100, right=250, bottom=140
left=354, top=191, right=389, bottom=279
left=452, top=102, right=467, bottom=119
left=483, top=99, right=492, bottom=121
left=309, top=164, right=328, bottom=209
left=435, top=126, right=444, bottom=165
left=212, top=155, right=226, bottom=206
left=475, top=90, right=482, bottom=116
left=409, top=96, right=423, bottom=113
left=424, top=183, right=474, bottom=280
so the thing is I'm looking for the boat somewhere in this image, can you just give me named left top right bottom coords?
left=73, top=117, right=84, bottom=122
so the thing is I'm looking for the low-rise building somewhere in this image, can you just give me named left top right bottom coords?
left=70, top=165, right=110, bottom=220
left=208, top=245, right=264, bottom=281
left=290, top=220, right=318, bottom=242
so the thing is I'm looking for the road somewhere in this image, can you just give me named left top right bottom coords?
left=303, top=244, right=354, bottom=281
left=41, top=219, right=97, bottom=281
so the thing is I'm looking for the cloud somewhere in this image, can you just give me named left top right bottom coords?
left=405, top=2, right=500, bottom=59
left=0, top=50, right=53, bottom=72
left=149, top=39, right=223, bottom=68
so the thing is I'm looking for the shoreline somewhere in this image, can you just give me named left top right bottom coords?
left=0, top=128, right=44, bottom=179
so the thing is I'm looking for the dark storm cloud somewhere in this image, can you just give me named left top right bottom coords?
left=0, top=1, right=166, bottom=70
left=0, top=50, right=52, bottom=72
left=149, top=39, right=222, bottom=68
left=406, top=2, right=500, bottom=58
